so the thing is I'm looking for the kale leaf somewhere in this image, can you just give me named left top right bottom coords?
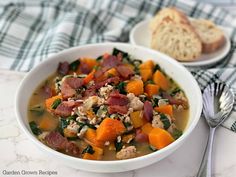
left=29, top=121, right=42, bottom=135
left=82, top=145, right=95, bottom=154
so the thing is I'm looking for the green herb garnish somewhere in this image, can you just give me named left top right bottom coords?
left=51, top=99, right=61, bottom=109
left=93, top=65, right=100, bottom=70
left=112, top=48, right=129, bottom=59
left=67, top=115, right=77, bottom=121
left=153, top=64, right=161, bottom=71
left=69, top=60, right=80, bottom=71
left=93, top=106, right=100, bottom=114
left=123, top=122, right=132, bottom=128
left=82, top=145, right=95, bottom=154
left=172, top=128, right=183, bottom=140
left=116, top=82, right=127, bottom=94
left=29, top=121, right=42, bottom=135
left=30, top=104, right=45, bottom=116
left=67, top=137, right=78, bottom=141
left=78, top=122, right=96, bottom=130
left=160, top=113, right=171, bottom=130
left=152, top=97, right=159, bottom=107
left=96, top=55, right=103, bottom=61
left=170, top=87, right=181, bottom=96
left=58, top=118, right=69, bottom=135
left=115, top=140, right=123, bottom=152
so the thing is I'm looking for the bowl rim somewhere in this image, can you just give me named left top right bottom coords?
left=15, top=42, right=202, bottom=165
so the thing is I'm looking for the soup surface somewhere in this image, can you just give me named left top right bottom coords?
left=28, top=48, right=189, bottom=160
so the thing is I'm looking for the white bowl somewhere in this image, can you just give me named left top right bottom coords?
left=15, top=42, right=202, bottom=173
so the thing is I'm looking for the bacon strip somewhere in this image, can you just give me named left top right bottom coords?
left=45, top=132, right=80, bottom=157
left=107, top=92, right=129, bottom=106
left=95, top=76, right=120, bottom=89
left=61, top=77, right=84, bottom=99
left=116, top=65, right=134, bottom=79
left=54, top=101, right=77, bottom=117
left=101, top=55, right=121, bottom=68
left=58, top=62, right=69, bottom=75
left=108, top=105, right=128, bottom=115
left=65, top=77, right=84, bottom=89
left=61, top=81, right=76, bottom=99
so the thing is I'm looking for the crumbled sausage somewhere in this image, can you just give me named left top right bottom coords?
left=152, top=113, right=172, bottom=128
left=116, top=146, right=137, bottom=160
left=152, top=114, right=164, bottom=129
left=99, top=85, right=114, bottom=99
left=167, top=123, right=176, bottom=134
left=173, top=91, right=187, bottom=102
left=158, top=99, right=169, bottom=106
left=83, top=96, right=104, bottom=110
left=127, top=93, right=144, bottom=111
left=38, top=131, right=49, bottom=141
left=67, top=121, right=80, bottom=132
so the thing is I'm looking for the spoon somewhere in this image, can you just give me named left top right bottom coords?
left=197, top=82, right=234, bottom=177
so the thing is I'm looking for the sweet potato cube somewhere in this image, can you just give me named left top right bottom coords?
left=140, top=69, right=153, bottom=82
left=84, top=128, right=104, bottom=148
left=154, top=105, right=173, bottom=117
left=83, top=146, right=104, bottom=160
left=96, top=118, right=125, bottom=142
left=141, top=123, right=153, bottom=135
left=153, top=70, right=169, bottom=91
left=139, top=60, right=154, bottom=70
left=130, top=111, right=146, bottom=128
left=145, top=84, right=160, bottom=97
left=126, top=80, right=144, bottom=96
left=45, top=95, right=62, bottom=112
left=149, top=127, right=174, bottom=149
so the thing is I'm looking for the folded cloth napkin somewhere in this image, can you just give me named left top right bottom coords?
left=1, top=0, right=236, bottom=131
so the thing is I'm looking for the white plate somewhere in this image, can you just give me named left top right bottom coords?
left=130, top=19, right=231, bottom=67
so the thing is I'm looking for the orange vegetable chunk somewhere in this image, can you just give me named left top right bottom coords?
left=83, top=146, right=104, bottom=160
left=149, top=127, right=174, bottom=149
left=154, top=105, right=173, bottom=117
left=140, top=69, right=153, bottom=82
left=39, top=116, right=58, bottom=131
left=84, top=128, right=104, bottom=148
left=126, top=80, right=144, bottom=96
left=152, top=70, right=169, bottom=91
left=96, top=118, right=125, bottom=142
left=78, top=58, right=97, bottom=74
left=145, top=84, right=160, bottom=97
left=105, top=68, right=118, bottom=77
left=45, top=95, right=62, bottom=112
left=83, top=69, right=95, bottom=85
left=130, top=111, right=146, bottom=128
left=141, top=123, right=153, bottom=135
left=139, top=60, right=154, bottom=70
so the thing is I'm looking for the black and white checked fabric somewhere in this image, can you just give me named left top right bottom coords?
left=1, top=0, right=236, bottom=131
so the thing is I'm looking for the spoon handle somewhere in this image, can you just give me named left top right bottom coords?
left=197, top=127, right=216, bottom=177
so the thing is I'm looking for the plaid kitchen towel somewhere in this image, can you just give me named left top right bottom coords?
left=1, top=0, right=236, bottom=131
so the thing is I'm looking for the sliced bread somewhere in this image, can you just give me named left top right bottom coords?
left=151, top=18, right=202, bottom=61
left=191, top=19, right=225, bottom=53
left=149, top=7, right=190, bottom=32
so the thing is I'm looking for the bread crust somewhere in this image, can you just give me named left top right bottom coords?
left=150, top=7, right=190, bottom=32
left=151, top=18, right=202, bottom=61
left=191, top=19, right=226, bottom=53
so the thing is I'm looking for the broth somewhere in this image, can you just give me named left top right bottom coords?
left=28, top=48, right=189, bottom=160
